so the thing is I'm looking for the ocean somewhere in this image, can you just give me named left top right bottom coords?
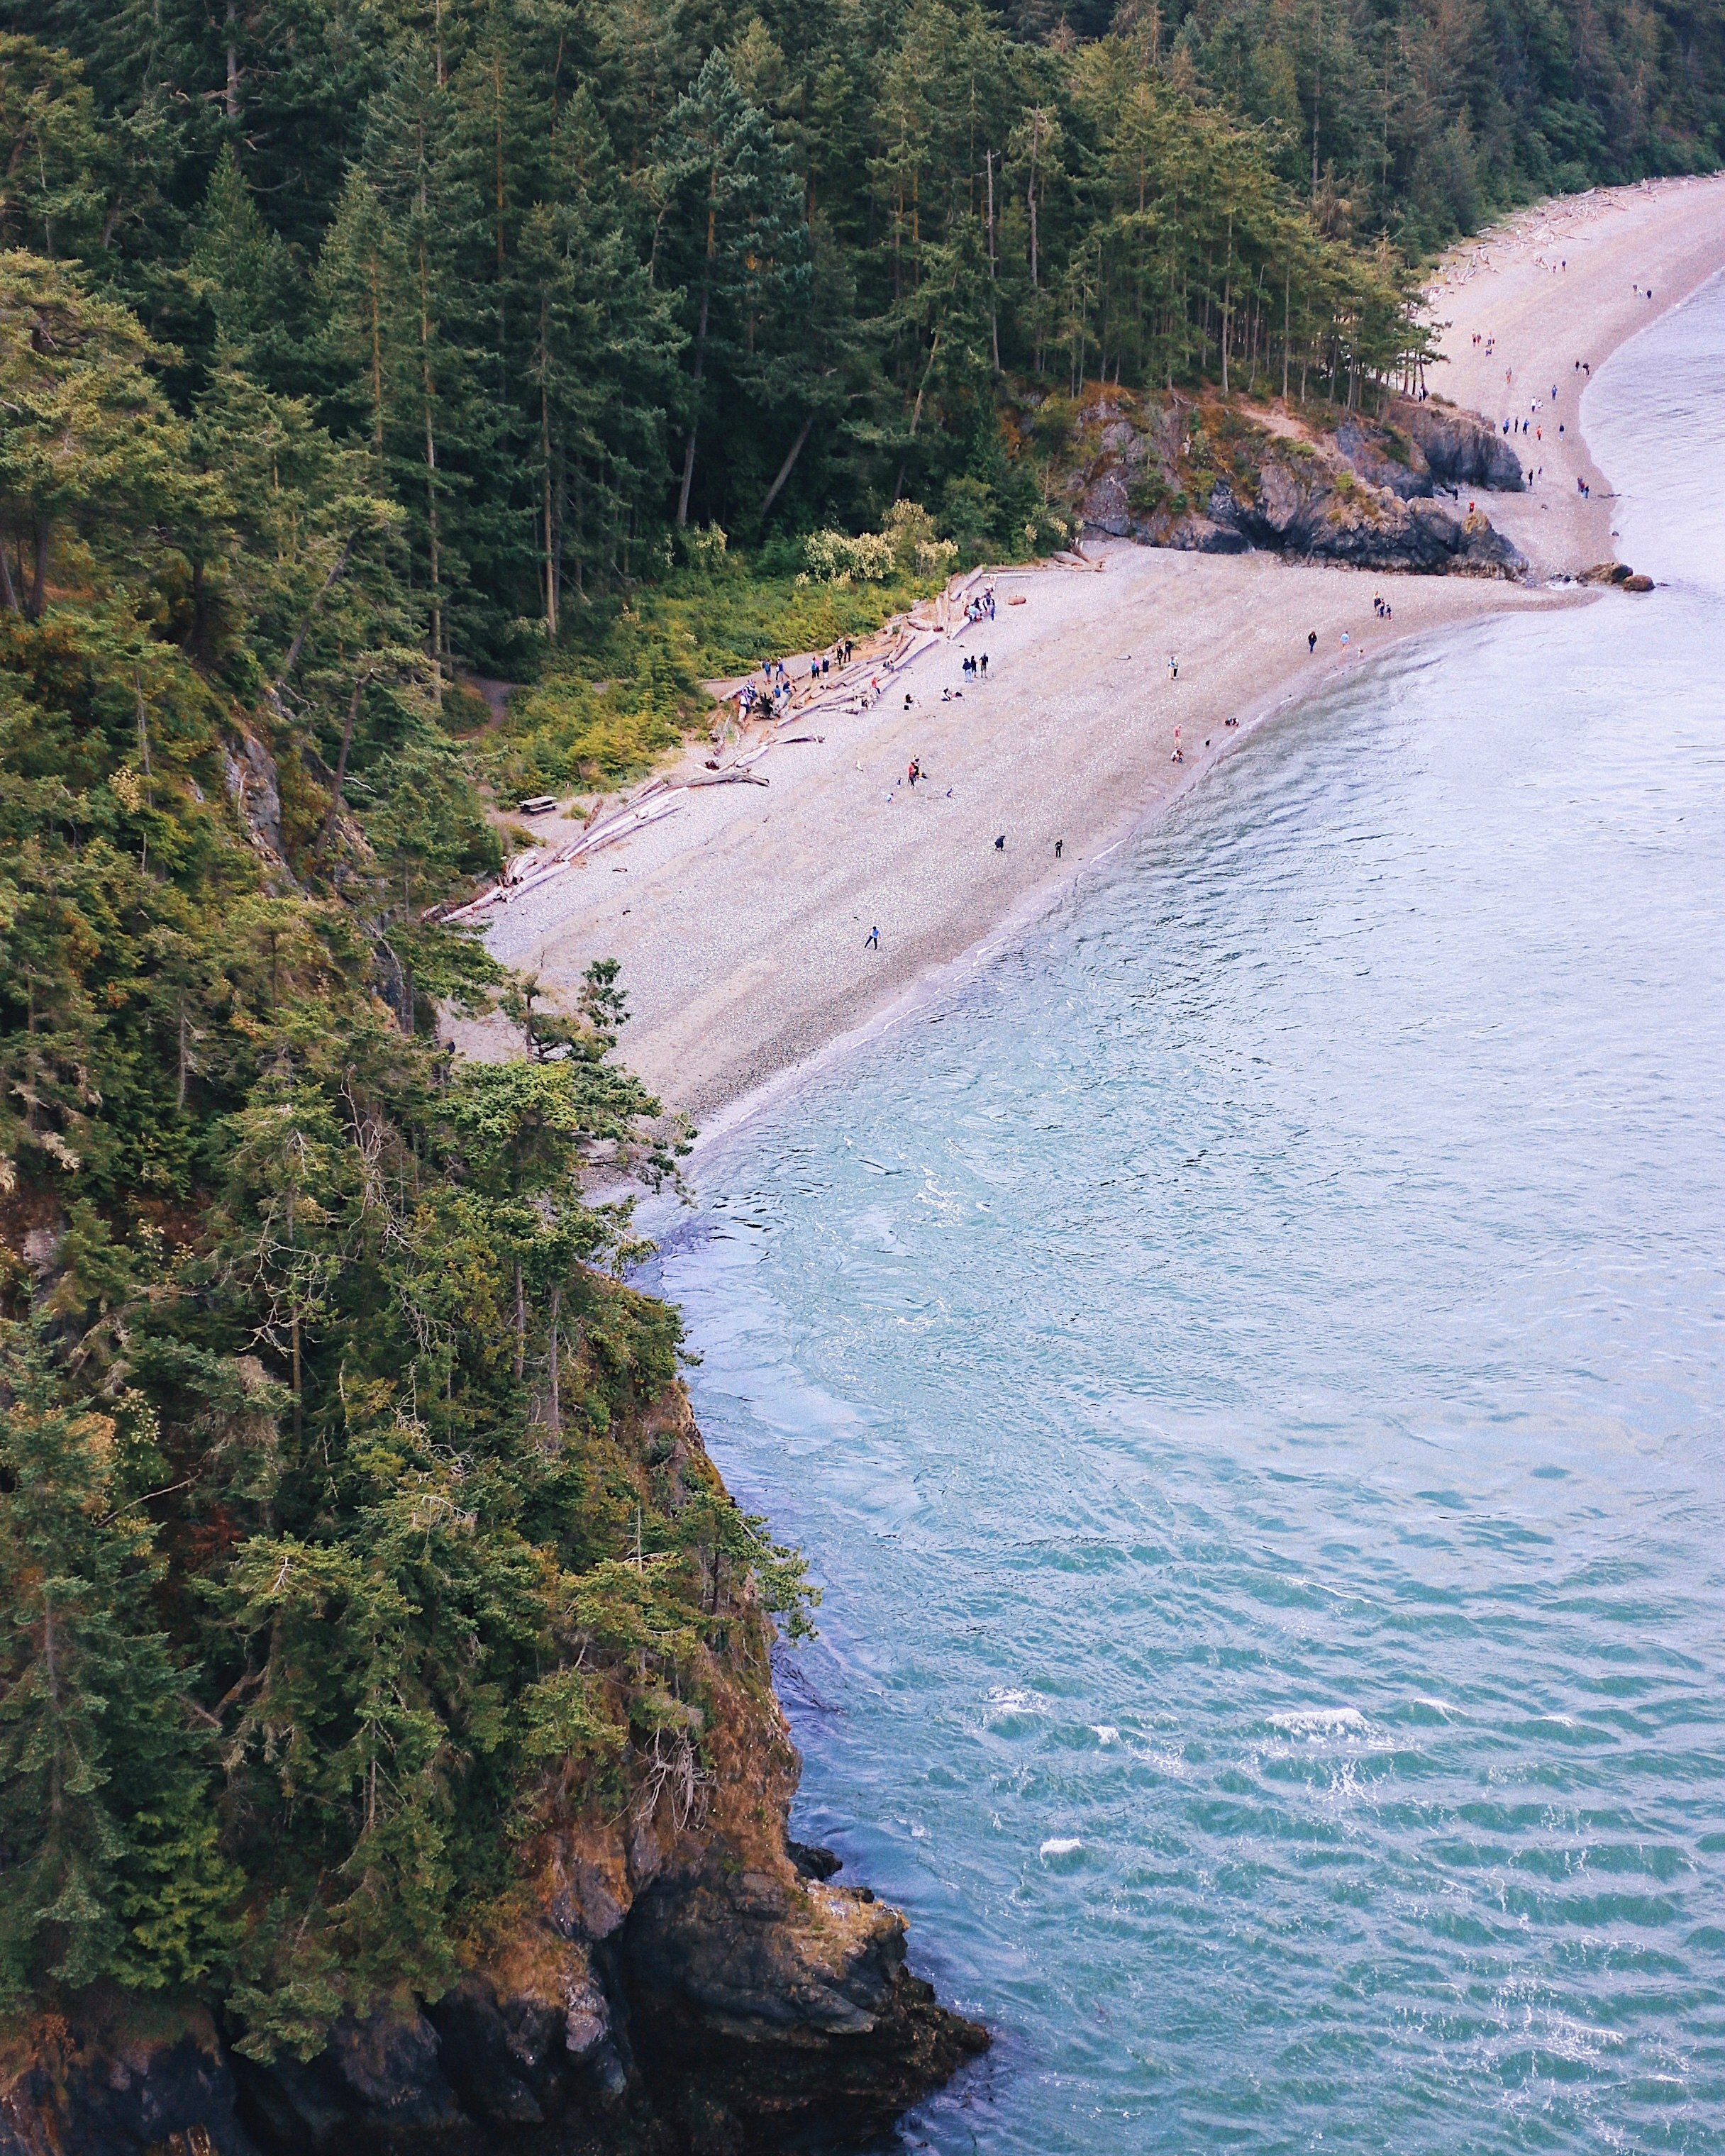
left=643, top=272, right=1725, bottom=2152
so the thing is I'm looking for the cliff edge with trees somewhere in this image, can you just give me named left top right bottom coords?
left=2, top=0, right=1721, bottom=2147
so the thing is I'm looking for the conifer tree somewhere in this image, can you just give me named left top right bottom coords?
left=0, top=1336, right=238, bottom=2002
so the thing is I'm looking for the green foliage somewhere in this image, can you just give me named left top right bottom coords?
left=0, top=1337, right=243, bottom=2004
left=0, top=108, right=803, bottom=2058
left=0, top=0, right=1716, bottom=2062
left=484, top=549, right=945, bottom=793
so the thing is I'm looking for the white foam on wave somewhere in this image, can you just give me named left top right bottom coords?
left=984, top=1686, right=1043, bottom=1715
left=1039, top=1837, right=1083, bottom=1859
left=1092, top=1725, right=1121, bottom=1745
left=1271, top=1706, right=1370, bottom=1738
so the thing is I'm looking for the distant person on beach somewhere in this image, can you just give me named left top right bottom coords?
left=1308, top=629, right=1317, bottom=653
left=994, top=833, right=1006, bottom=850
left=865, top=925, right=880, bottom=949
left=1055, top=839, right=1063, bottom=858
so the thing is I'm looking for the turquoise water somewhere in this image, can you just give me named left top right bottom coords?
left=648, top=279, right=1725, bottom=2152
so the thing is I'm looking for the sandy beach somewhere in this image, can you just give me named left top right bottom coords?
left=1427, top=171, right=1725, bottom=576
left=462, top=176, right=1725, bottom=1128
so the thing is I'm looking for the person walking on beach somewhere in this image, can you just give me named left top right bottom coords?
left=1308, top=628, right=1317, bottom=653
left=1055, top=839, right=1063, bottom=858
left=865, top=925, right=880, bottom=950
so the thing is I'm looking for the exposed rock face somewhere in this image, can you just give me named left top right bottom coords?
left=0, top=2001, right=253, bottom=2156
left=1394, top=397, right=1526, bottom=491
left=2, top=1397, right=986, bottom=2156
left=1060, top=387, right=1527, bottom=577
left=623, top=1859, right=984, bottom=2150
left=1211, top=471, right=1526, bottom=575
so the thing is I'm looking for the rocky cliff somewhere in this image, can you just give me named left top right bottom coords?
left=1033, top=386, right=1527, bottom=577
left=0, top=1394, right=985, bottom=2156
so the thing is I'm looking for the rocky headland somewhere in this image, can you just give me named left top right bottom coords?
left=1037, top=385, right=1529, bottom=576
left=0, top=1391, right=984, bottom=2156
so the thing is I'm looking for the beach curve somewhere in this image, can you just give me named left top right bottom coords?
left=457, top=176, right=1725, bottom=1135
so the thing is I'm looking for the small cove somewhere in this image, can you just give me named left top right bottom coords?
left=645, top=274, right=1725, bottom=2153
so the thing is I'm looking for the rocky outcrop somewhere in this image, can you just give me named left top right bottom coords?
left=1, top=1398, right=985, bottom=2156
left=623, top=1854, right=982, bottom=2150
left=1209, top=469, right=1526, bottom=575
left=1053, top=385, right=1527, bottom=577
left=1393, top=396, right=1526, bottom=491
left=0, top=2000, right=253, bottom=2156
left=1578, top=560, right=1653, bottom=590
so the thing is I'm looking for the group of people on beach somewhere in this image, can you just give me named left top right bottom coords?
left=963, top=587, right=997, bottom=626
left=1487, top=348, right=1603, bottom=495
left=741, top=636, right=862, bottom=721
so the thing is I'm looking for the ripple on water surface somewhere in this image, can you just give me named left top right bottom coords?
left=650, top=277, right=1725, bottom=2152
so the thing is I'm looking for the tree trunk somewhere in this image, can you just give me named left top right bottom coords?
left=1282, top=261, right=1292, bottom=400
left=546, top=1284, right=561, bottom=1435
left=760, top=413, right=816, bottom=523
left=28, top=516, right=49, bottom=620
left=291, top=1312, right=303, bottom=1447
left=677, top=187, right=719, bottom=530
left=417, top=231, right=443, bottom=691
left=1027, top=117, right=1041, bottom=291
left=540, top=292, right=558, bottom=638
left=316, top=674, right=367, bottom=856
left=985, top=149, right=999, bottom=370
left=368, top=263, right=384, bottom=454
left=1221, top=270, right=1231, bottom=394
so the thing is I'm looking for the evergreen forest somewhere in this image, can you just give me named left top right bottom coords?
left=1, top=0, right=1720, bottom=2055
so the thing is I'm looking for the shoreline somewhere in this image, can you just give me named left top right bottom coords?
left=687, top=596, right=1548, bottom=1160
left=458, top=176, right=1725, bottom=1142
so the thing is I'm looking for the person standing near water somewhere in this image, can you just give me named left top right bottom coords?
left=865, top=925, right=880, bottom=950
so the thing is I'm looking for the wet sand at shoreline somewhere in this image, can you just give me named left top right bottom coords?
left=461, top=175, right=1725, bottom=1129
left=1429, top=172, right=1725, bottom=576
